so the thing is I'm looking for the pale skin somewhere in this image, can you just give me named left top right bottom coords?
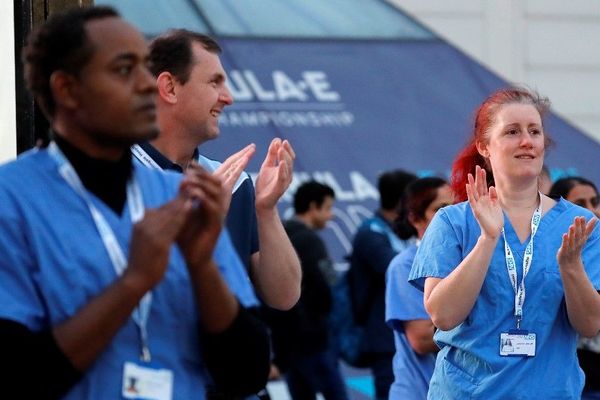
left=248, top=138, right=301, bottom=309
left=424, top=103, right=600, bottom=337
left=154, top=134, right=301, bottom=310
left=216, top=138, right=301, bottom=309
left=152, top=43, right=301, bottom=310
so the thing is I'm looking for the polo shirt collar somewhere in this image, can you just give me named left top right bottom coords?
left=137, top=141, right=199, bottom=173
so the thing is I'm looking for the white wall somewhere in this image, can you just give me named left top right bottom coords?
left=389, top=0, right=600, bottom=143
left=0, top=1, right=16, bottom=162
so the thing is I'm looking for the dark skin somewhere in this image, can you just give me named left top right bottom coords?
left=48, top=17, right=238, bottom=371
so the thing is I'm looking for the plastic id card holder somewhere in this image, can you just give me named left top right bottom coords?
left=499, top=329, right=536, bottom=357
left=122, top=361, right=173, bottom=400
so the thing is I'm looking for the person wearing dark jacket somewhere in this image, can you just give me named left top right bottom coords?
left=267, top=181, right=348, bottom=400
left=348, top=169, right=416, bottom=400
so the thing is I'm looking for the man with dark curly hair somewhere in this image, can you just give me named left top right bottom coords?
left=0, top=6, right=269, bottom=399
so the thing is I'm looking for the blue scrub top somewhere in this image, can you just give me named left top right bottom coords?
left=0, top=148, right=254, bottom=399
left=409, top=200, right=600, bottom=400
left=134, top=154, right=258, bottom=308
left=386, top=244, right=436, bottom=400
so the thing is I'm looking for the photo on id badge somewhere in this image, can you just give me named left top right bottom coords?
left=499, top=331, right=536, bottom=357
left=501, top=338, right=514, bottom=353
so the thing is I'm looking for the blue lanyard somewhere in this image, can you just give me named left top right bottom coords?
left=48, top=142, right=153, bottom=362
left=501, top=192, right=542, bottom=329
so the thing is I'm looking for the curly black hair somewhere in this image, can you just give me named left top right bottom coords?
left=22, top=6, right=119, bottom=118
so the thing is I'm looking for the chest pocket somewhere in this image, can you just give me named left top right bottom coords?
left=533, top=245, right=565, bottom=325
left=467, top=245, right=510, bottom=324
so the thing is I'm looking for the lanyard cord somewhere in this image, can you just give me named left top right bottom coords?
left=49, top=142, right=153, bottom=361
left=501, top=192, right=542, bottom=329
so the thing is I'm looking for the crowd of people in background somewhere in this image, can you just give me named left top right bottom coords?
left=1, top=5, right=600, bottom=400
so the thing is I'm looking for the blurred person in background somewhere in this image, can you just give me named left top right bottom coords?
left=550, top=177, right=600, bottom=218
left=410, top=87, right=600, bottom=399
left=266, top=181, right=348, bottom=400
left=386, top=177, right=452, bottom=400
left=348, top=169, right=417, bottom=400
left=550, top=176, right=600, bottom=400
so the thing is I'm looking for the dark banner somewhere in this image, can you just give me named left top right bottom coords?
left=201, top=38, right=600, bottom=265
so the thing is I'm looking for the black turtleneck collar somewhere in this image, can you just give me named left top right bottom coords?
left=54, top=134, right=133, bottom=215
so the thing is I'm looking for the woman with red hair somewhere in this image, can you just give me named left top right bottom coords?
left=409, top=87, right=600, bottom=399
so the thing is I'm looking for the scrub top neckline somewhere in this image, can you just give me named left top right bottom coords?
left=502, top=198, right=566, bottom=250
left=84, top=183, right=134, bottom=224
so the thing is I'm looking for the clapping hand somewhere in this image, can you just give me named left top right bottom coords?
left=466, top=166, right=503, bottom=240
left=557, top=216, right=597, bottom=269
left=214, top=144, right=256, bottom=212
left=255, top=138, right=295, bottom=211
left=126, top=193, right=193, bottom=290
left=177, top=163, right=227, bottom=268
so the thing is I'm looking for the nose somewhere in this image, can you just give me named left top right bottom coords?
left=137, top=64, right=158, bottom=94
left=584, top=199, right=599, bottom=212
left=219, top=85, right=233, bottom=105
left=519, top=131, right=534, bottom=148
left=585, top=200, right=593, bottom=211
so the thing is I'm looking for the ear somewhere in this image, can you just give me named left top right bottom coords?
left=475, top=140, right=489, bottom=158
left=408, top=212, right=425, bottom=233
left=156, top=71, right=177, bottom=104
left=49, top=71, right=79, bottom=111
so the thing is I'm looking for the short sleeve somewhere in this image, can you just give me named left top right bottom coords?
left=386, top=247, right=428, bottom=331
left=583, top=222, right=600, bottom=290
left=0, top=211, right=46, bottom=330
left=213, top=229, right=259, bottom=307
left=225, top=176, right=259, bottom=269
left=408, top=209, right=463, bottom=291
left=245, top=177, right=259, bottom=256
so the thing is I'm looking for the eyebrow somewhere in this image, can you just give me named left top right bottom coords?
left=111, top=52, right=148, bottom=64
left=504, top=122, right=541, bottom=128
left=210, top=72, right=226, bottom=82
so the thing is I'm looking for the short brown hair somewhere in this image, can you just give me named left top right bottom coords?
left=149, top=29, right=221, bottom=84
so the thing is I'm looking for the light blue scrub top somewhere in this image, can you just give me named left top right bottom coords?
left=386, top=244, right=436, bottom=400
left=211, top=228, right=258, bottom=307
left=409, top=200, right=600, bottom=400
left=133, top=153, right=258, bottom=309
left=0, top=148, right=255, bottom=400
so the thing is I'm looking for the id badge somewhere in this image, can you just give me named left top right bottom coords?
left=499, top=329, right=536, bottom=357
left=122, top=361, right=173, bottom=400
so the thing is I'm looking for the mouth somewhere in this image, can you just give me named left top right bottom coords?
left=136, top=103, right=156, bottom=119
left=137, top=102, right=156, bottom=112
left=515, top=154, right=535, bottom=159
left=210, top=109, right=221, bottom=118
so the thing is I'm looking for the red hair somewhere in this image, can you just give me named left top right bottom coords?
left=450, top=87, right=551, bottom=202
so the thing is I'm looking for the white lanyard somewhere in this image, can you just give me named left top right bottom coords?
left=48, top=142, right=153, bottom=361
left=131, top=144, right=162, bottom=170
left=501, top=192, right=542, bottom=329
